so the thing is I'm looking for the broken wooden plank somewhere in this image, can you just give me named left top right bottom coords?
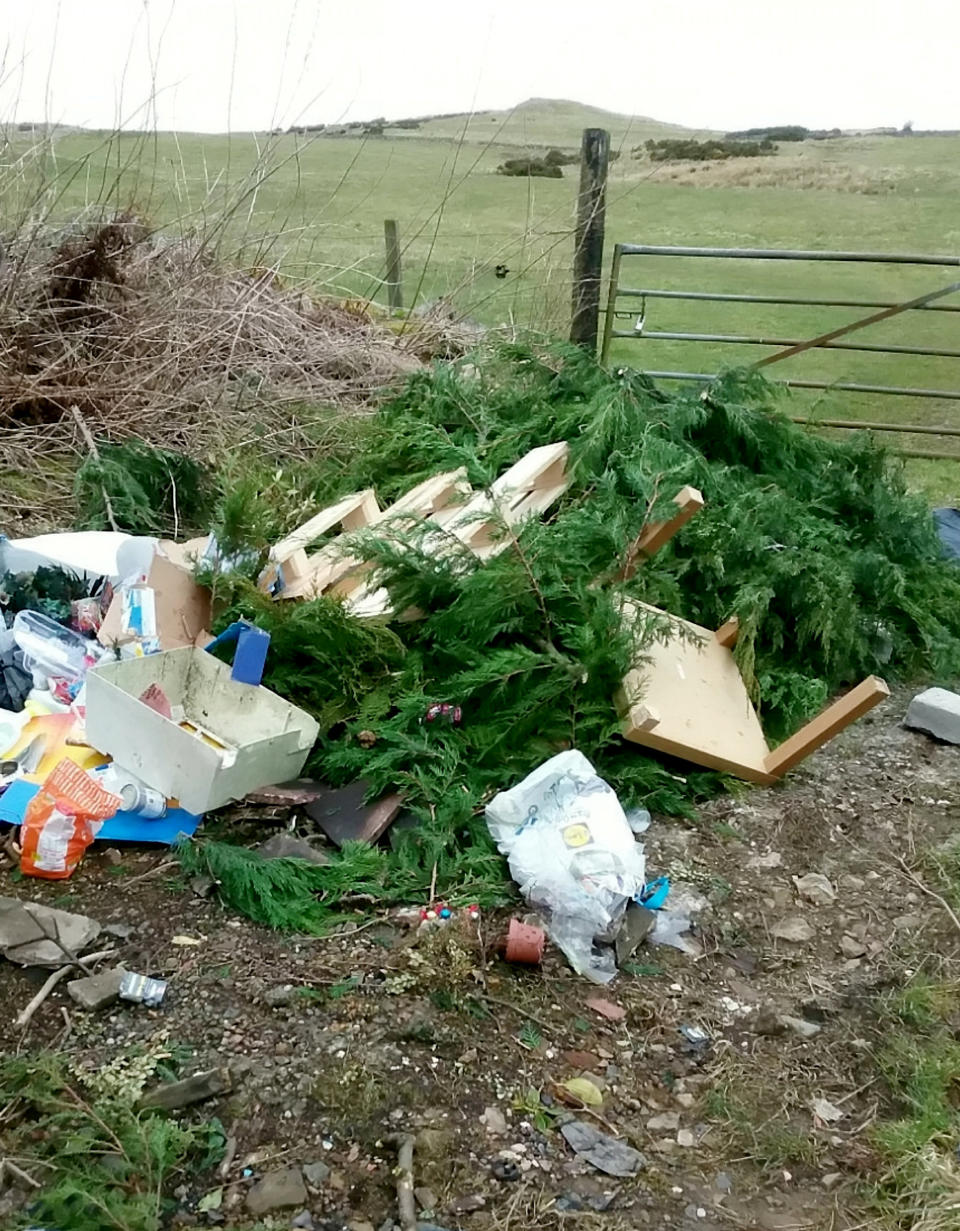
left=618, top=486, right=704, bottom=580
left=260, top=489, right=381, bottom=595
left=619, top=601, right=773, bottom=783
left=445, top=442, right=570, bottom=560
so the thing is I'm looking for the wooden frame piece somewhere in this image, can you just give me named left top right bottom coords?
left=635, top=485, right=704, bottom=558
left=619, top=600, right=888, bottom=783
left=260, top=489, right=381, bottom=597
left=619, top=486, right=704, bottom=580
left=445, top=442, right=570, bottom=560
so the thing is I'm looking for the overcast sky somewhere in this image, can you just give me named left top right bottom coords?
left=1, top=0, right=956, bottom=133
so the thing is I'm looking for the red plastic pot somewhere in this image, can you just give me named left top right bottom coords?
left=504, top=917, right=546, bottom=965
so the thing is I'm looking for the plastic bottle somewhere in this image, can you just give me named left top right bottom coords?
left=12, top=611, right=98, bottom=689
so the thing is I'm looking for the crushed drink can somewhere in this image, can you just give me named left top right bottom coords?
left=119, top=971, right=167, bottom=1007
left=118, top=781, right=167, bottom=818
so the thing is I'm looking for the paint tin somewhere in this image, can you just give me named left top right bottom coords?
left=118, top=781, right=167, bottom=818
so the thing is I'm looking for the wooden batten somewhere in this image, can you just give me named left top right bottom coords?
left=763, top=676, right=890, bottom=778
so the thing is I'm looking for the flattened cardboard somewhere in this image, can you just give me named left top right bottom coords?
left=98, top=543, right=211, bottom=652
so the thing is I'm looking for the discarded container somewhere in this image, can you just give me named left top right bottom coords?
left=119, top=970, right=167, bottom=1006
left=504, top=917, right=545, bottom=964
left=20, top=759, right=120, bottom=880
left=486, top=751, right=645, bottom=984
left=85, top=647, right=320, bottom=814
left=205, top=619, right=271, bottom=686
left=118, top=781, right=166, bottom=818
left=13, top=610, right=98, bottom=692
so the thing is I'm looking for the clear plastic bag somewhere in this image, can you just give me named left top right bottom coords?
left=486, top=751, right=645, bottom=983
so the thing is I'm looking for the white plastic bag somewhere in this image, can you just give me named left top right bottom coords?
left=486, top=751, right=645, bottom=983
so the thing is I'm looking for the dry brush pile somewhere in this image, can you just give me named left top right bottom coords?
left=0, top=213, right=433, bottom=531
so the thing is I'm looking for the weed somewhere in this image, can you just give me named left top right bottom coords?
left=0, top=1050, right=222, bottom=1231
left=621, top=961, right=665, bottom=977
left=512, top=1087, right=562, bottom=1134
left=867, top=973, right=960, bottom=1228
left=517, top=1022, right=543, bottom=1051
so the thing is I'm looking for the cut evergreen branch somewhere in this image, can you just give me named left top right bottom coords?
left=182, top=339, right=960, bottom=923
left=0, top=1050, right=224, bottom=1231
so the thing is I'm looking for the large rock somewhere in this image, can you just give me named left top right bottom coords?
left=68, top=967, right=126, bottom=1010
left=0, top=897, right=101, bottom=967
left=246, top=1167, right=307, bottom=1215
left=904, top=687, right=960, bottom=744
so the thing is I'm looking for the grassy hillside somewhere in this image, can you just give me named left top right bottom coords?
left=5, top=101, right=960, bottom=499
left=395, top=97, right=704, bottom=150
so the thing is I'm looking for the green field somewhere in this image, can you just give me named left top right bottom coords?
left=11, top=98, right=960, bottom=499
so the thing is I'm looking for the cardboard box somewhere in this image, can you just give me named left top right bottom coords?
left=98, top=539, right=211, bottom=653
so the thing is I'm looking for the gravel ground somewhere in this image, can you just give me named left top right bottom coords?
left=4, top=687, right=960, bottom=1230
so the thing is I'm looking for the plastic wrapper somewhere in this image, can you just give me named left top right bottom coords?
left=20, top=759, right=120, bottom=880
left=485, top=751, right=645, bottom=983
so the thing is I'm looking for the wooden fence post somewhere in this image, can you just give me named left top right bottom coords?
left=570, top=128, right=610, bottom=350
left=383, top=219, right=403, bottom=310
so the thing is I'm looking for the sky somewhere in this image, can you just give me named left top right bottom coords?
left=0, top=0, right=956, bottom=134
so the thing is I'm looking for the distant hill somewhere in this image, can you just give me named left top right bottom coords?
left=387, top=97, right=709, bottom=152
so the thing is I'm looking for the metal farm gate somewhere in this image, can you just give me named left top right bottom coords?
left=600, top=244, right=960, bottom=461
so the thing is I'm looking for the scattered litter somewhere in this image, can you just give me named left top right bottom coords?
left=119, top=971, right=167, bottom=1006
left=647, top=882, right=705, bottom=955
left=904, top=686, right=960, bottom=744
left=585, top=996, right=627, bottom=1022
left=0, top=896, right=101, bottom=967
left=503, top=918, right=545, bottom=964
left=171, top=934, right=203, bottom=946
left=97, top=537, right=212, bottom=655
left=486, top=751, right=646, bottom=983
left=624, top=806, right=651, bottom=834
left=206, top=618, right=271, bottom=686
left=0, top=776, right=201, bottom=846
left=614, top=901, right=657, bottom=966
left=811, top=1096, right=845, bottom=1124
left=678, top=1024, right=712, bottom=1057
left=20, top=759, right=120, bottom=879
left=303, top=781, right=403, bottom=847
left=560, top=1120, right=645, bottom=1177
left=793, top=872, right=836, bottom=906
left=771, top=915, right=815, bottom=943
left=561, top=1076, right=604, bottom=1106
left=13, top=610, right=104, bottom=703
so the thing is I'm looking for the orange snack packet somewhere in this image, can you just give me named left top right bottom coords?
left=20, top=759, right=120, bottom=880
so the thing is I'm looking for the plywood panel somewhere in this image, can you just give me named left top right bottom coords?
left=619, top=601, right=774, bottom=782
